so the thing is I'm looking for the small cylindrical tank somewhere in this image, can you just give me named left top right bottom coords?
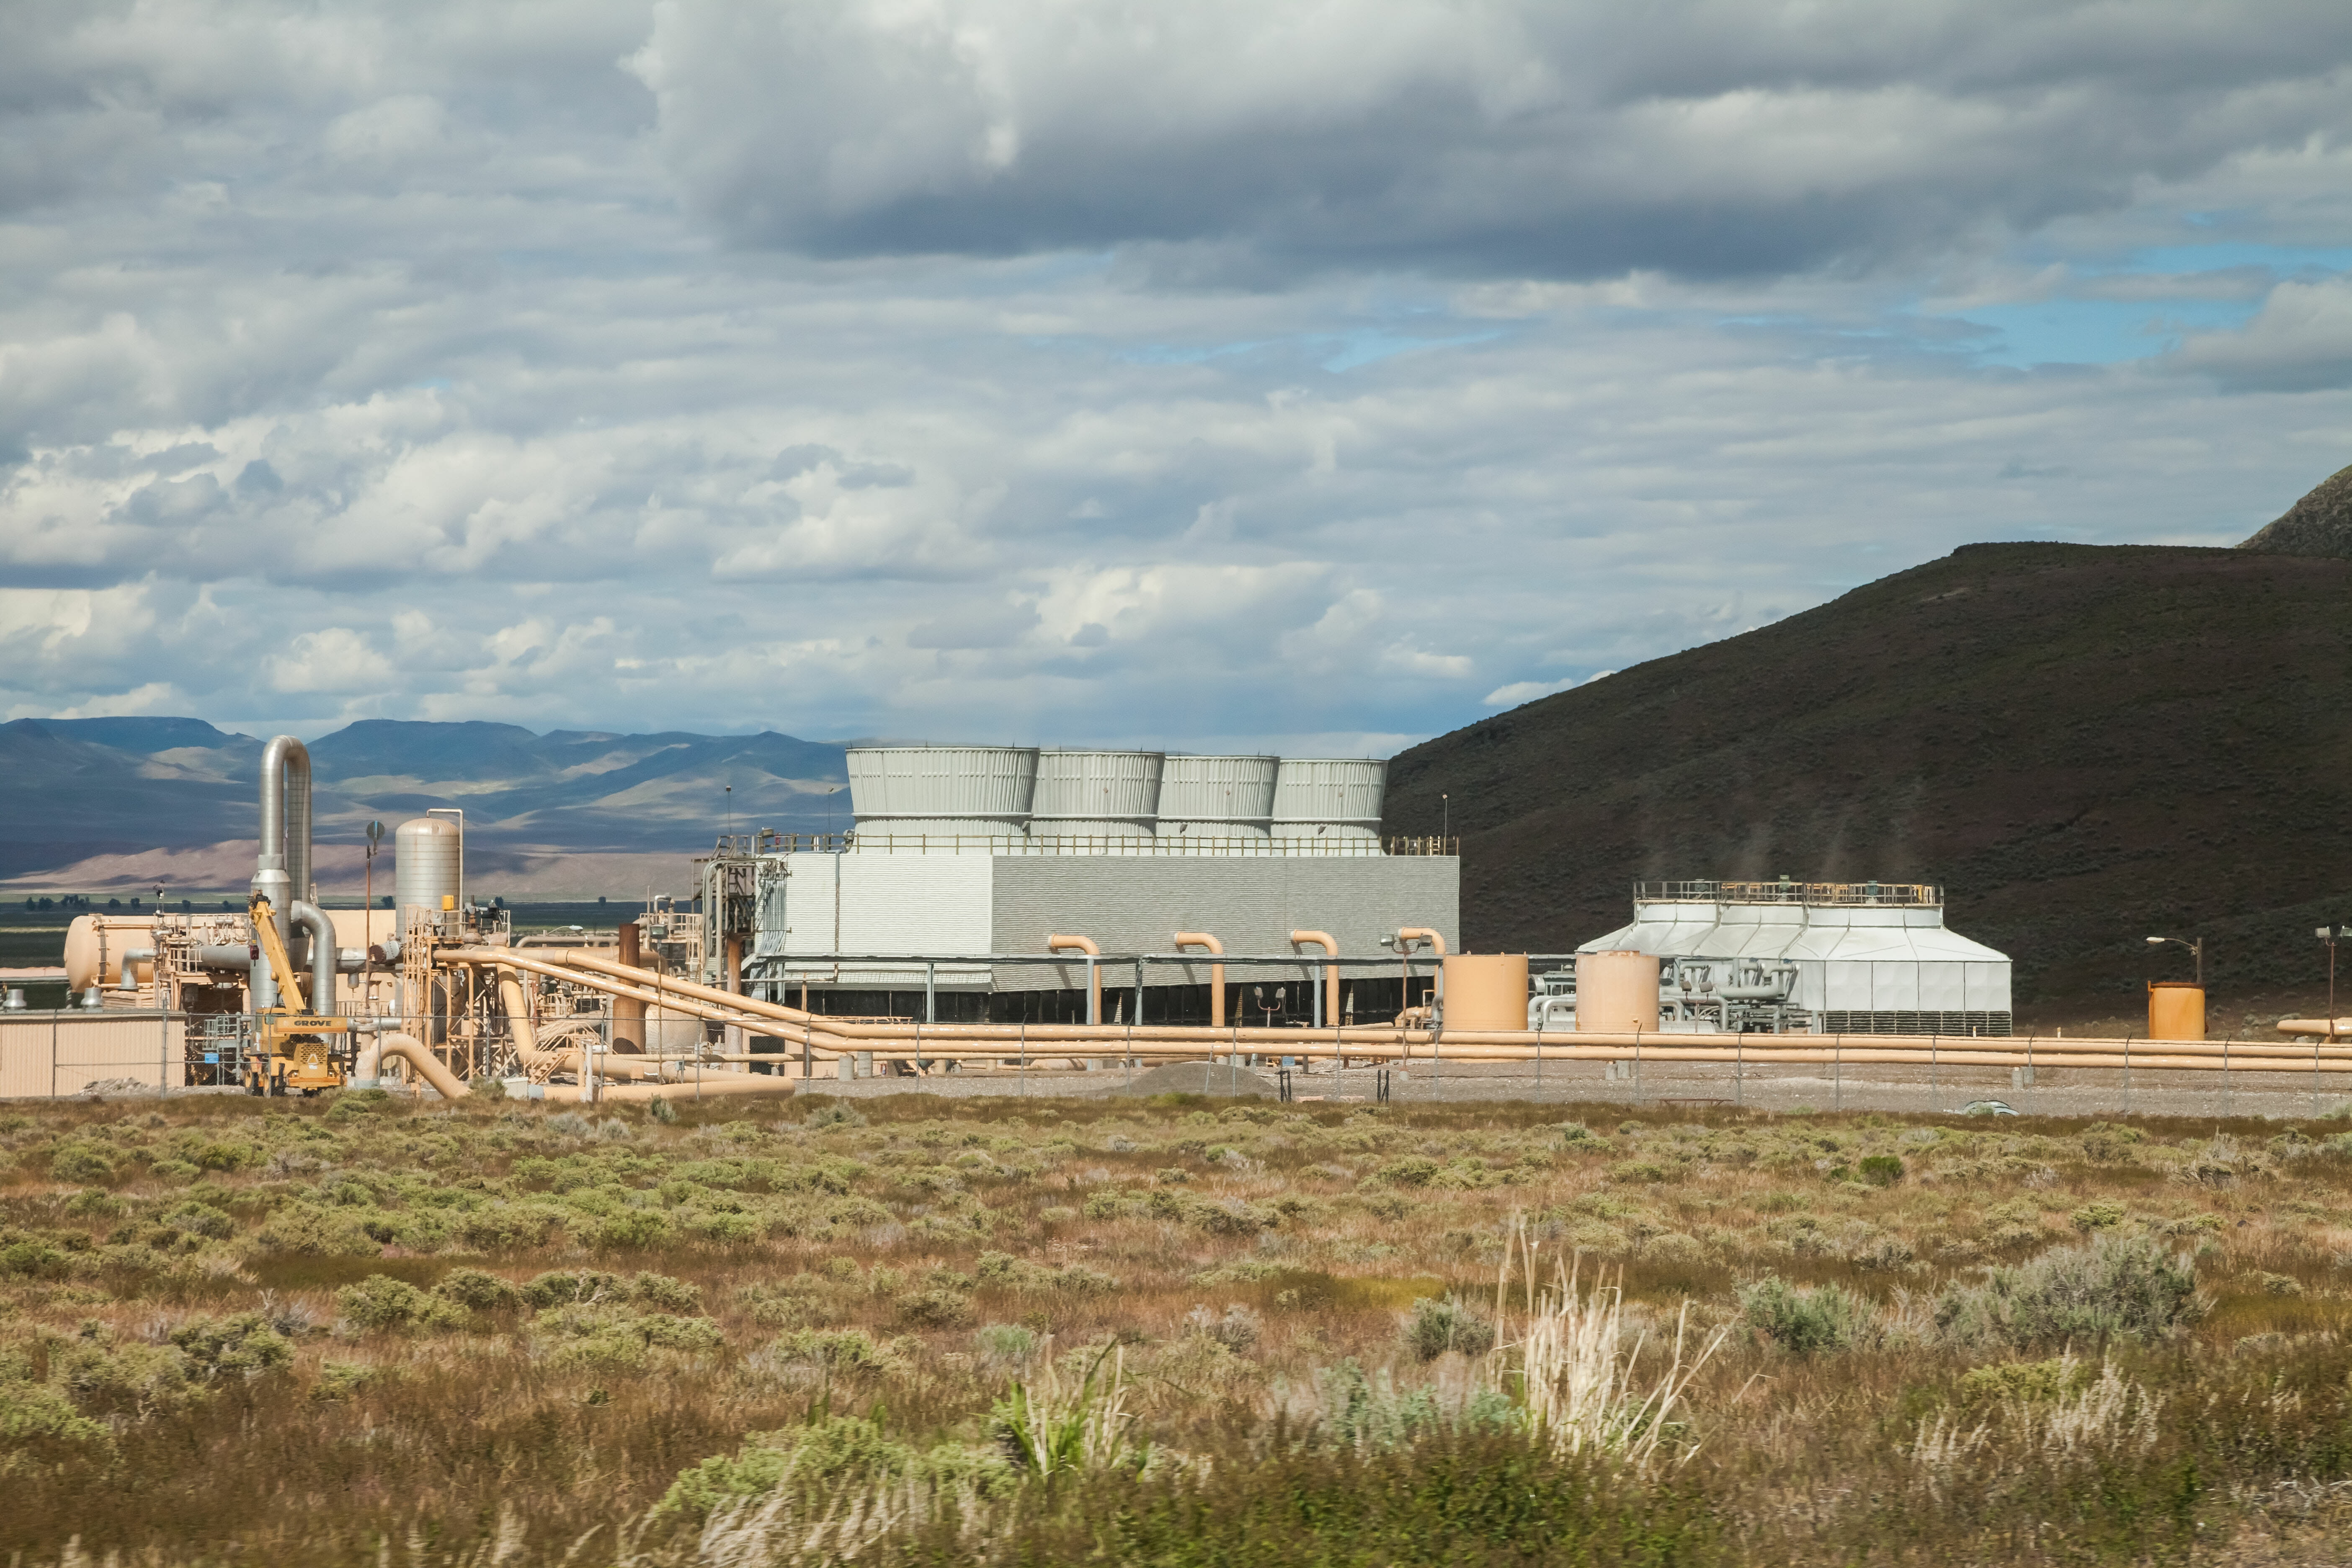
left=395, top=817, right=461, bottom=921
left=1442, top=953, right=1529, bottom=1031
left=2148, top=982, right=2205, bottom=1042
left=63, top=914, right=158, bottom=990
left=1575, top=950, right=1661, bottom=1033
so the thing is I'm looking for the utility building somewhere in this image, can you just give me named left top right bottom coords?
left=722, top=746, right=1458, bottom=1026
left=1577, top=879, right=2013, bottom=1036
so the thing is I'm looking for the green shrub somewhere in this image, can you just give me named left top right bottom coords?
left=1739, top=1276, right=1862, bottom=1354
left=255, top=1204, right=379, bottom=1256
left=55, top=1338, right=199, bottom=1416
left=436, top=1268, right=523, bottom=1311
left=336, top=1274, right=466, bottom=1334
left=0, top=1380, right=116, bottom=1454
left=1857, top=1155, right=1904, bottom=1187
left=652, top=1413, right=990, bottom=1524
left=1376, top=1158, right=1440, bottom=1187
left=804, top=1103, right=867, bottom=1129
left=2070, top=1200, right=2128, bottom=1232
left=1187, top=1197, right=1274, bottom=1235
left=632, top=1271, right=703, bottom=1312
left=1402, top=1295, right=1496, bottom=1362
left=975, top=1322, right=1039, bottom=1366
left=454, top=1203, right=564, bottom=1252
left=1957, top=1356, right=2092, bottom=1406
left=1933, top=1236, right=2201, bottom=1350
left=162, top=1202, right=237, bottom=1241
left=169, top=1313, right=293, bottom=1377
left=593, top=1209, right=671, bottom=1250
left=773, top=1327, right=890, bottom=1372
left=49, top=1144, right=116, bottom=1185
left=1318, top=1359, right=1519, bottom=1450
left=523, top=1269, right=623, bottom=1308
left=895, top=1286, right=974, bottom=1328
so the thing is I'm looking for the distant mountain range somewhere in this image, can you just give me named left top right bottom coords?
left=0, top=719, right=849, bottom=893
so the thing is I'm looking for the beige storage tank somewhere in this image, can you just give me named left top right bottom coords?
left=395, top=817, right=461, bottom=918
left=63, top=914, right=158, bottom=990
left=1576, top=950, right=1660, bottom=1033
left=2148, top=981, right=2205, bottom=1042
left=1442, top=953, right=1529, bottom=1032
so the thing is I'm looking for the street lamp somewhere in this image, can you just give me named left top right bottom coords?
left=2319, top=923, right=2347, bottom=1041
left=2145, top=934, right=2203, bottom=987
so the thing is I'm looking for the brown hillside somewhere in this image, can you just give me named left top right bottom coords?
left=1384, top=543, right=2352, bottom=1006
left=2241, top=461, right=2352, bottom=557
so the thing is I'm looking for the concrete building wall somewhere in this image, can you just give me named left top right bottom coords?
left=988, top=855, right=1458, bottom=990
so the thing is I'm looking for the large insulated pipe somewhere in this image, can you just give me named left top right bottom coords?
left=357, top=1032, right=469, bottom=1100
left=1048, top=934, right=1101, bottom=1025
left=253, top=736, right=312, bottom=1008
left=1174, top=932, right=1225, bottom=1028
left=290, top=900, right=335, bottom=1014
left=614, top=920, right=645, bottom=1051
left=1289, top=931, right=1340, bottom=1029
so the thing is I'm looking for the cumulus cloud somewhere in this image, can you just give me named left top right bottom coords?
left=0, top=0, right=2346, bottom=758
left=2171, top=276, right=2352, bottom=390
left=630, top=0, right=2352, bottom=277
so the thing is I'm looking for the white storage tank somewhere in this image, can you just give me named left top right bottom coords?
left=1029, top=750, right=1164, bottom=846
left=395, top=817, right=461, bottom=917
left=1156, top=754, right=1279, bottom=840
left=847, top=746, right=1038, bottom=839
left=1271, top=758, right=1386, bottom=842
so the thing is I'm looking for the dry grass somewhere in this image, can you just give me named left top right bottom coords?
left=5, top=1091, right=2352, bottom=1564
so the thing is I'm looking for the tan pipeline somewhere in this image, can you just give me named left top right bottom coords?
left=1174, top=932, right=1225, bottom=1028
left=1290, top=930, right=1339, bottom=1029
left=1048, top=934, right=1101, bottom=1024
left=357, top=1033, right=470, bottom=1100
left=440, top=949, right=2352, bottom=1074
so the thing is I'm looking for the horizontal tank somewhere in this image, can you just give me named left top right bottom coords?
left=1028, top=750, right=1163, bottom=844
left=395, top=817, right=461, bottom=916
left=848, top=745, right=1037, bottom=838
left=1156, top=754, right=1278, bottom=840
left=1270, top=757, right=1386, bottom=841
left=63, top=914, right=158, bottom=991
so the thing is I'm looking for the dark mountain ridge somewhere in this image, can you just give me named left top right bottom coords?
left=1383, top=542, right=2352, bottom=1008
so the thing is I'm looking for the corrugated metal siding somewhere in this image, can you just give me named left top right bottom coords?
left=0, top=1013, right=179, bottom=1097
left=768, top=853, right=994, bottom=988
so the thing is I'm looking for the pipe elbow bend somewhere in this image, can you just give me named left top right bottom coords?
left=1046, top=934, right=1100, bottom=956
left=1288, top=929, right=1337, bottom=956
left=1173, top=931, right=1223, bottom=954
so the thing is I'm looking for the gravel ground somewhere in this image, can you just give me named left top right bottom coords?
left=799, top=1055, right=2352, bottom=1120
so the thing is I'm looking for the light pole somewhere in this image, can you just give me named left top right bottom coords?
left=1441, top=792, right=1448, bottom=846
left=2320, top=923, right=2345, bottom=1040
left=2145, top=934, right=2203, bottom=987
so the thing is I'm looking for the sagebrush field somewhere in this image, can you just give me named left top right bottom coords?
left=7, top=1088, right=2352, bottom=1566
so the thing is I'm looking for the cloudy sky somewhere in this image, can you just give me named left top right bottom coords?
left=4, top=0, right=2350, bottom=756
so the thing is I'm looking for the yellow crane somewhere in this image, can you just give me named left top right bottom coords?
left=245, top=892, right=356, bottom=1096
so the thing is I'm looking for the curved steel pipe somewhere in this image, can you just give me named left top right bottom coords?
left=290, top=900, right=335, bottom=1014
